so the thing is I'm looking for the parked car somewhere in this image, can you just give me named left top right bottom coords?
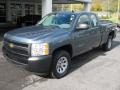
left=16, top=15, right=41, bottom=27
left=117, top=23, right=120, bottom=28
left=2, top=12, right=116, bottom=79
left=116, top=24, right=120, bottom=32
left=100, top=20, right=114, bottom=24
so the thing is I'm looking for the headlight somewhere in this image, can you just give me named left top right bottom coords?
left=31, top=43, right=49, bottom=56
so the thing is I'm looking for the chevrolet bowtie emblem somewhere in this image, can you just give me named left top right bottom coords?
left=9, top=43, right=14, bottom=48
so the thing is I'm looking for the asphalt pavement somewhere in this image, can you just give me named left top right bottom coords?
left=0, top=32, right=120, bottom=90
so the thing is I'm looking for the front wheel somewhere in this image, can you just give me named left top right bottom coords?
left=102, top=36, right=113, bottom=51
left=50, top=50, right=71, bottom=79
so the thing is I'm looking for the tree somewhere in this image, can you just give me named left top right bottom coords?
left=91, top=0, right=102, bottom=11
left=101, top=0, right=119, bottom=13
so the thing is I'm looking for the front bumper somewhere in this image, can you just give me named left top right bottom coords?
left=28, top=56, right=52, bottom=74
left=3, top=48, right=52, bottom=75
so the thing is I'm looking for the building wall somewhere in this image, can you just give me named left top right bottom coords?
left=54, top=0, right=91, bottom=4
left=8, top=0, right=41, bottom=3
left=0, top=0, right=92, bottom=23
left=0, top=1, right=6, bottom=23
left=0, top=0, right=42, bottom=22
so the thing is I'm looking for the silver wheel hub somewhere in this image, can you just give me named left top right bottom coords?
left=56, top=57, right=68, bottom=74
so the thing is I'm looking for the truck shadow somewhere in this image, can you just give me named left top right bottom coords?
left=70, top=40, right=120, bottom=74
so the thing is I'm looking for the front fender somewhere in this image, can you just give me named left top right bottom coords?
left=50, top=34, right=72, bottom=54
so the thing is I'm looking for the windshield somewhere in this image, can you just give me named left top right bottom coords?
left=37, top=13, right=76, bottom=29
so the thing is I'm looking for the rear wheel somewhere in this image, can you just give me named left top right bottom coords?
left=50, top=50, right=71, bottom=79
left=102, top=36, right=113, bottom=51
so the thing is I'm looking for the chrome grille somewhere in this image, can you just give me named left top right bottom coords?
left=3, top=39, right=29, bottom=64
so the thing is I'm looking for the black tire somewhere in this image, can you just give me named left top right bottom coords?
left=102, top=35, right=113, bottom=51
left=50, top=50, right=71, bottom=79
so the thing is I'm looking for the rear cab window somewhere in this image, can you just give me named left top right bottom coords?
left=90, top=14, right=99, bottom=27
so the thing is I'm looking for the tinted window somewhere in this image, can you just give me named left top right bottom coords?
left=78, top=14, right=90, bottom=25
left=90, top=14, right=98, bottom=27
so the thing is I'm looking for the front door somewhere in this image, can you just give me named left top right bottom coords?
left=73, top=14, right=93, bottom=56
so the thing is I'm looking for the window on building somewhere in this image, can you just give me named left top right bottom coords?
left=0, top=3, right=6, bottom=23
left=25, top=4, right=35, bottom=15
left=53, top=4, right=84, bottom=12
left=37, top=5, right=41, bottom=15
left=11, top=3, right=22, bottom=21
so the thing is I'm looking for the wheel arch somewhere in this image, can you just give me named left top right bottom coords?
left=109, top=30, right=116, bottom=39
left=52, top=44, right=73, bottom=58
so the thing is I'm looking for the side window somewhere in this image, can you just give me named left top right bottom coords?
left=78, top=14, right=90, bottom=25
left=90, top=14, right=98, bottom=27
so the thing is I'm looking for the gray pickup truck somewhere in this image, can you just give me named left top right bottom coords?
left=2, top=12, right=116, bottom=78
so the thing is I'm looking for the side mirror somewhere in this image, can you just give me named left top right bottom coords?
left=76, top=23, right=89, bottom=30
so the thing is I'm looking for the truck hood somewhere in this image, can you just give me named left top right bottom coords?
left=4, top=26, right=69, bottom=43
